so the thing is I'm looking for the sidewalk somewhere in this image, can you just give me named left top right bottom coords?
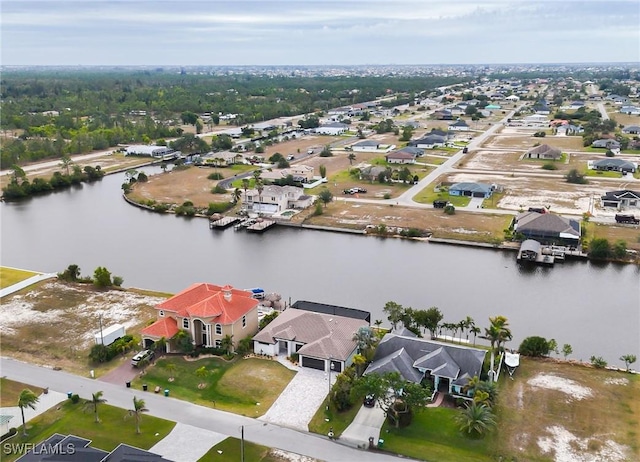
left=0, top=272, right=57, bottom=298
left=0, top=390, right=67, bottom=429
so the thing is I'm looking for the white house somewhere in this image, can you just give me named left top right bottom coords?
left=523, top=114, right=549, bottom=127
left=260, top=165, right=315, bottom=183
left=409, top=134, right=446, bottom=149
left=243, top=185, right=314, bottom=215
left=351, top=140, right=380, bottom=152
left=315, top=122, right=349, bottom=135
left=448, top=120, right=470, bottom=131
left=125, top=145, right=177, bottom=158
left=386, top=148, right=420, bottom=164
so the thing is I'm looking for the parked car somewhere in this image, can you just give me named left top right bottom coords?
left=363, top=394, right=376, bottom=407
left=528, top=207, right=546, bottom=214
left=433, top=200, right=448, bottom=208
left=131, top=349, right=154, bottom=367
left=352, top=187, right=367, bottom=193
left=615, top=214, right=640, bottom=224
left=286, top=155, right=295, bottom=161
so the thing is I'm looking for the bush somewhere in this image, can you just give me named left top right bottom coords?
left=519, top=336, right=551, bottom=357
left=1, top=427, right=17, bottom=442
left=565, top=169, right=587, bottom=184
left=444, top=204, right=456, bottom=215
left=541, top=163, right=558, bottom=170
left=70, top=394, right=80, bottom=404
left=605, top=149, right=615, bottom=157
left=211, top=184, right=227, bottom=194
left=153, top=203, right=170, bottom=213
left=207, top=202, right=234, bottom=214
left=590, top=356, right=607, bottom=368
left=383, top=193, right=391, bottom=199
left=533, top=131, right=546, bottom=138
left=207, top=172, right=224, bottom=180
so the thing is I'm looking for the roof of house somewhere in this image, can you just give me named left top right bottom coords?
left=141, top=316, right=179, bottom=339
left=365, top=334, right=487, bottom=386
left=353, top=140, right=380, bottom=147
left=520, top=239, right=542, bottom=254
left=319, top=122, right=348, bottom=129
left=291, top=300, right=371, bottom=322
left=411, top=134, right=446, bottom=145
left=253, top=308, right=368, bottom=361
left=622, top=125, right=640, bottom=132
left=449, top=182, right=492, bottom=194
left=526, top=144, right=562, bottom=158
left=515, top=212, right=580, bottom=238
left=155, top=283, right=258, bottom=323
left=449, top=120, right=469, bottom=127
left=593, top=158, right=635, bottom=169
left=429, top=129, right=448, bottom=137
left=592, top=139, right=621, bottom=147
left=396, top=146, right=424, bottom=156
left=601, top=189, right=640, bottom=201
left=386, top=150, right=417, bottom=160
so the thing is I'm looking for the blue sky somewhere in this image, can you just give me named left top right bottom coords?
left=2, top=0, right=639, bottom=66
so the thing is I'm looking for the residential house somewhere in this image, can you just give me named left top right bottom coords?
left=533, top=103, right=551, bottom=115
left=359, top=165, right=388, bottom=182
left=622, top=125, right=640, bottom=135
left=450, top=105, right=467, bottom=117
left=364, top=333, right=487, bottom=397
left=386, top=148, right=419, bottom=164
left=315, top=122, right=348, bottom=135
left=253, top=305, right=369, bottom=373
left=591, top=139, right=621, bottom=150
left=140, top=283, right=260, bottom=351
left=448, top=120, right=470, bottom=132
left=556, top=123, right=583, bottom=135
left=601, top=190, right=640, bottom=209
left=434, top=109, right=453, bottom=120
left=525, top=144, right=562, bottom=160
left=428, top=128, right=449, bottom=138
left=17, top=434, right=171, bottom=462
left=449, top=182, right=493, bottom=198
left=592, top=158, right=637, bottom=173
left=261, top=165, right=315, bottom=183
left=351, top=140, right=381, bottom=152
left=243, top=185, right=314, bottom=214
left=513, top=212, right=581, bottom=246
left=568, top=100, right=585, bottom=110
left=505, top=94, right=520, bottom=102
left=125, top=145, right=178, bottom=158
left=523, top=114, right=549, bottom=127
left=620, top=106, right=640, bottom=115
left=409, top=134, right=446, bottom=149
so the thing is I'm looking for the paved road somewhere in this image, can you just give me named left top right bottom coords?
left=0, top=357, right=407, bottom=462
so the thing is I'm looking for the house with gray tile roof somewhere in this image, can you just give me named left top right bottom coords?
left=525, top=144, right=562, bottom=160
left=253, top=307, right=368, bottom=373
left=449, top=182, right=493, bottom=198
left=513, top=212, right=581, bottom=246
left=364, top=333, right=487, bottom=397
left=622, top=125, right=640, bottom=135
left=409, top=134, right=446, bottom=149
left=601, top=189, right=640, bottom=209
left=591, top=139, right=621, bottom=150
left=592, top=158, right=637, bottom=173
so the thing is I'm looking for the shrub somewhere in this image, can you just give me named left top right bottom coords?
left=207, top=202, right=234, bottom=214
left=590, top=356, right=608, bottom=368
left=207, top=172, right=224, bottom=180
left=533, top=131, right=546, bottom=138
left=541, top=163, right=558, bottom=170
left=519, top=336, right=551, bottom=357
left=444, top=204, right=456, bottom=215
left=153, top=203, right=170, bottom=213
left=566, top=169, right=587, bottom=184
left=70, top=394, right=80, bottom=404
left=383, top=193, right=391, bottom=199
left=112, top=276, right=124, bottom=287
left=211, top=184, right=227, bottom=194
left=605, top=149, right=615, bottom=157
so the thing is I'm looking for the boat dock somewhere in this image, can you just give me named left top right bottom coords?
left=247, top=219, right=276, bottom=233
left=209, top=216, right=241, bottom=229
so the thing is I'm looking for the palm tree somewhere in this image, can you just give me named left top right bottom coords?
left=457, top=320, right=466, bottom=344
left=348, top=153, right=356, bottom=165
left=220, top=334, right=234, bottom=354
left=154, top=337, right=167, bottom=355
left=84, top=391, right=107, bottom=423
left=470, top=326, right=481, bottom=346
left=233, top=188, right=242, bottom=203
left=352, top=354, right=367, bottom=376
left=482, top=316, right=512, bottom=382
left=464, top=316, right=475, bottom=343
left=126, top=397, right=148, bottom=434
left=18, top=389, right=39, bottom=436
left=241, top=178, right=250, bottom=205
left=59, top=154, right=73, bottom=176
left=456, top=402, right=496, bottom=438
left=255, top=179, right=264, bottom=216
left=165, top=362, right=177, bottom=381
left=620, top=354, right=637, bottom=372
left=195, top=366, right=209, bottom=388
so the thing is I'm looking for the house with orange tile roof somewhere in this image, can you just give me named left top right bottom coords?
left=141, top=283, right=259, bottom=352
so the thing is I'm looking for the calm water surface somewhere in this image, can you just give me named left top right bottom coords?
left=1, top=167, right=638, bottom=364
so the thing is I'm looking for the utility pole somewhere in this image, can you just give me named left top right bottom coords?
left=99, top=314, right=104, bottom=345
left=240, top=425, right=244, bottom=462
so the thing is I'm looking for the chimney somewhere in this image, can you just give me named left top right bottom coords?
left=222, top=285, right=232, bottom=301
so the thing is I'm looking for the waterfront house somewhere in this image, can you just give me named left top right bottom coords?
left=364, top=333, right=487, bottom=397
left=253, top=303, right=369, bottom=373
left=243, top=185, right=314, bottom=215
left=525, top=144, right=562, bottom=160
left=140, top=283, right=259, bottom=352
left=601, top=190, right=640, bottom=209
left=125, top=145, right=178, bottom=159
left=513, top=212, right=581, bottom=246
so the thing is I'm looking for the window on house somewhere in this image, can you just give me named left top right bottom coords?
left=215, top=339, right=222, bottom=348
left=242, top=316, right=246, bottom=328
left=215, top=324, right=222, bottom=335
left=183, top=318, right=189, bottom=329
left=159, top=310, right=164, bottom=317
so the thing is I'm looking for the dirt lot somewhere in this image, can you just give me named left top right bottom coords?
left=481, top=127, right=585, bottom=151
left=0, top=280, right=167, bottom=376
left=496, top=358, right=639, bottom=462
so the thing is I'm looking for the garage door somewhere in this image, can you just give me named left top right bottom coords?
left=301, top=356, right=325, bottom=370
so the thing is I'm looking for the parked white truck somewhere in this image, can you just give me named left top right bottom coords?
left=94, top=323, right=126, bottom=346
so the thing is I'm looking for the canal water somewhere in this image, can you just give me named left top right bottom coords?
left=1, top=166, right=638, bottom=365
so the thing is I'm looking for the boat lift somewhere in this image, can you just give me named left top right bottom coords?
left=504, top=352, right=520, bottom=380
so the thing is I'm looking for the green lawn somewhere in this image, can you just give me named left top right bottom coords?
left=0, top=378, right=46, bottom=407
left=413, top=187, right=472, bottom=207
left=133, top=357, right=295, bottom=416
left=585, top=169, right=623, bottom=178
left=198, top=437, right=283, bottom=462
left=379, top=408, right=493, bottom=462
left=308, top=397, right=362, bottom=438
left=3, top=400, right=175, bottom=462
left=0, top=267, right=39, bottom=289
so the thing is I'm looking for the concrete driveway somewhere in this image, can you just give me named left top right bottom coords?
left=340, top=404, right=387, bottom=448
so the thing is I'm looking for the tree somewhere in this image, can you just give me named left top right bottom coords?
left=383, top=301, right=404, bottom=330
left=241, top=178, right=250, bottom=202
left=562, top=344, right=573, bottom=360
left=180, top=111, right=198, bottom=126
left=352, top=371, right=431, bottom=428
left=470, top=326, right=481, bottom=346
left=84, top=391, right=107, bottom=423
left=589, top=238, right=611, bottom=260
left=612, top=240, right=627, bottom=260
left=319, top=145, right=332, bottom=157
left=18, top=389, right=39, bottom=436
left=60, top=264, right=81, bottom=281
left=172, top=329, right=193, bottom=353
left=415, top=307, right=443, bottom=339
left=319, top=164, right=327, bottom=178
left=399, top=125, right=414, bottom=141
left=126, top=397, right=148, bottom=434
left=318, top=188, right=333, bottom=208
left=165, top=362, right=177, bottom=381
left=565, top=169, right=587, bottom=184
left=93, top=266, right=112, bottom=288
left=352, top=326, right=376, bottom=358
left=195, top=365, right=209, bottom=387
left=590, top=356, right=607, bottom=368
left=482, top=316, right=512, bottom=382
left=220, top=334, right=234, bottom=354
left=519, top=336, right=551, bottom=357
left=233, top=188, right=242, bottom=203
left=456, top=402, right=496, bottom=438
left=348, top=153, right=356, bottom=165
left=59, top=154, right=73, bottom=176
left=620, top=354, right=637, bottom=372
left=259, top=311, right=279, bottom=330
left=352, top=354, right=367, bottom=377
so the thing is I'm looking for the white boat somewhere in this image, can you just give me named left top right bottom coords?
left=504, top=352, right=520, bottom=379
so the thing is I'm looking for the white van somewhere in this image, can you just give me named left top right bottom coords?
left=131, top=349, right=154, bottom=367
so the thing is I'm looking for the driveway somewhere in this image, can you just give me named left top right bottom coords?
left=259, top=367, right=333, bottom=431
left=465, top=196, right=486, bottom=210
left=150, top=423, right=226, bottom=462
left=98, top=356, right=141, bottom=386
left=340, top=404, right=387, bottom=448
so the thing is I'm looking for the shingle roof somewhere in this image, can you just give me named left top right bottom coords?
left=601, top=190, right=640, bottom=201
left=365, top=334, right=487, bottom=386
left=527, top=144, right=561, bottom=158
left=253, top=308, right=368, bottom=361
left=156, top=283, right=258, bottom=324
left=353, top=140, right=380, bottom=147
left=387, top=151, right=417, bottom=160
left=593, top=158, right=635, bottom=169
left=515, top=212, right=580, bottom=237
left=450, top=182, right=492, bottom=194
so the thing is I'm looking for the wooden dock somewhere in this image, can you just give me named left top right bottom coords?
left=209, top=216, right=240, bottom=229
left=247, top=219, right=276, bottom=233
